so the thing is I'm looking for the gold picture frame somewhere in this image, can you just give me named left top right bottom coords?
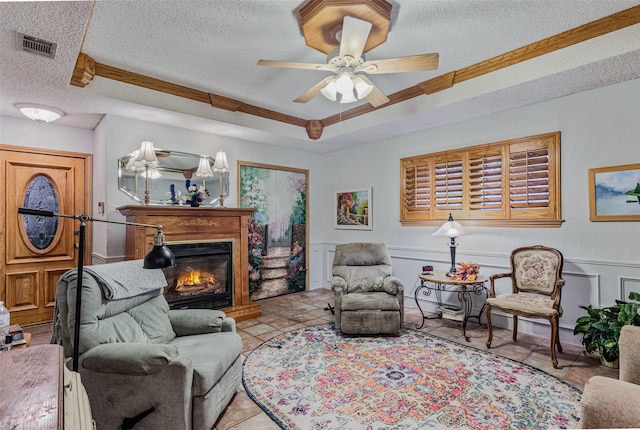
left=588, top=163, right=640, bottom=221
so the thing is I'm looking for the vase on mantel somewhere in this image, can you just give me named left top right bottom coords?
left=190, top=200, right=200, bottom=207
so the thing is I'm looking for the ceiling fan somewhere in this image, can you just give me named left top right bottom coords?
left=257, top=16, right=439, bottom=108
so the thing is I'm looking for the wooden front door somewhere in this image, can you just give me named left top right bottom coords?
left=0, top=145, right=92, bottom=326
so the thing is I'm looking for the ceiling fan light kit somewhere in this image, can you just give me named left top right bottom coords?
left=258, top=3, right=439, bottom=108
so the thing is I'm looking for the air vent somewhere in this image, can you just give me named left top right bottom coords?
left=16, top=32, right=57, bottom=59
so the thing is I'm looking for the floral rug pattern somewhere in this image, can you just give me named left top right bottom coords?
left=242, top=324, right=581, bottom=430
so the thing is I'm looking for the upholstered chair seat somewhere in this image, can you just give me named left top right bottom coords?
left=331, top=243, right=404, bottom=335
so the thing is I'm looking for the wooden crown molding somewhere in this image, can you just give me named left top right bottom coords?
left=70, top=5, right=640, bottom=140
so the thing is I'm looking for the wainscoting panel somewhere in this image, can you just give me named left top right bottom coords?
left=320, top=242, right=640, bottom=346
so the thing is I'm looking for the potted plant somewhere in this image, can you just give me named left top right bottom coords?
left=574, top=292, right=640, bottom=368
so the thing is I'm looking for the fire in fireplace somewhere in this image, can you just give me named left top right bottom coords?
left=162, top=241, right=233, bottom=310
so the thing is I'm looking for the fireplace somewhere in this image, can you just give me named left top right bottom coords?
left=117, top=205, right=261, bottom=321
left=162, top=241, right=233, bottom=310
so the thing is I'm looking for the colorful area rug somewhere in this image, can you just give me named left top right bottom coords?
left=242, top=324, right=581, bottom=429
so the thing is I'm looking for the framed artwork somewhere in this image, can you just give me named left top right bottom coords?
left=589, top=163, right=640, bottom=221
left=335, top=187, right=372, bottom=230
left=238, top=161, right=309, bottom=300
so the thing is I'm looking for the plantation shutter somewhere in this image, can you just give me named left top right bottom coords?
left=434, top=156, right=463, bottom=215
left=399, top=131, right=561, bottom=226
left=468, top=148, right=503, bottom=219
left=508, top=136, right=558, bottom=220
left=401, top=158, right=431, bottom=221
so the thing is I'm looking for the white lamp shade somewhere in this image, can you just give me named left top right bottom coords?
left=212, top=151, right=230, bottom=172
left=16, top=103, right=64, bottom=123
left=196, top=155, right=214, bottom=178
left=432, top=215, right=468, bottom=238
left=353, top=76, right=373, bottom=99
left=335, top=71, right=354, bottom=95
left=135, top=140, right=159, bottom=164
left=126, top=150, right=146, bottom=171
left=320, top=80, right=338, bottom=101
left=340, top=90, right=357, bottom=104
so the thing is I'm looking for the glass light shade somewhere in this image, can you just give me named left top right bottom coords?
left=16, top=103, right=64, bottom=124
left=340, top=90, right=357, bottom=104
left=320, top=80, right=338, bottom=101
left=353, top=76, right=373, bottom=99
left=335, top=72, right=354, bottom=95
left=195, top=155, right=214, bottom=178
left=135, top=140, right=159, bottom=164
left=432, top=214, right=469, bottom=238
left=212, top=151, right=230, bottom=172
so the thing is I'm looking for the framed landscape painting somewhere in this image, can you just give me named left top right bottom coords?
left=335, top=187, right=372, bottom=230
left=589, top=163, right=640, bottom=221
left=238, top=161, right=309, bottom=300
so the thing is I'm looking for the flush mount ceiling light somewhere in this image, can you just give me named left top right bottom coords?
left=15, top=103, right=65, bottom=124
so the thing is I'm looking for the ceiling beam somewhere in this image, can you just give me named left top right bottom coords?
left=69, top=4, right=640, bottom=140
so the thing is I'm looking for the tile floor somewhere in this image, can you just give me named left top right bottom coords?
left=28, top=288, right=618, bottom=430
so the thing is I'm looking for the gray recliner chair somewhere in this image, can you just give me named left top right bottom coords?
left=54, top=260, right=242, bottom=430
left=331, top=243, right=404, bottom=335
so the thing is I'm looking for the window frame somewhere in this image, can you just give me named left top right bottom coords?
left=400, top=132, right=562, bottom=227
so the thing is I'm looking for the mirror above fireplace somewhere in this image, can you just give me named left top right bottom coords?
left=117, top=148, right=230, bottom=206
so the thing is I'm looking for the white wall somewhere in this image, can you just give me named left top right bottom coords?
left=320, top=77, right=640, bottom=345
left=2, top=78, right=639, bottom=345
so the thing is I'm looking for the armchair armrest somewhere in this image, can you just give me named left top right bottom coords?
left=331, top=276, right=347, bottom=293
left=383, top=276, right=404, bottom=296
left=81, top=343, right=180, bottom=376
left=168, top=309, right=226, bottom=336
left=488, top=272, right=512, bottom=297
left=620, top=325, right=640, bottom=385
left=580, top=376, right=640, bottom=429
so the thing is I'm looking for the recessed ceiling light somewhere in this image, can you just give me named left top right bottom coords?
left=15, top=103, right=64, bottom=124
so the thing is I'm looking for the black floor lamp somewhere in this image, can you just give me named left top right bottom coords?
left=18, top=208, right=176, bottom=371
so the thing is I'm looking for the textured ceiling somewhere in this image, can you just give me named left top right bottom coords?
left=1, top=1, right=639, bottom=153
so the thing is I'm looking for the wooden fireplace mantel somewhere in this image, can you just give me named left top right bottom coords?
left=117, top=205, right=261, bottom=321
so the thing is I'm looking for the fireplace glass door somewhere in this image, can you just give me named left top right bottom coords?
left=162, top=241, right=232, bottom=310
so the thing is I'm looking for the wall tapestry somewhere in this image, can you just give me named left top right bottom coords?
left=238, top=161, right=309, bottom=300
left=335, top=187, right=372, bottom=230
left=589, top=163, right=640, bottom=221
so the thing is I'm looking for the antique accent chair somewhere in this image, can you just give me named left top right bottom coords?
left=580, top=325, right=640, bottom=429
left=485, top=245, right=565, bottom=368
left=54, top=261, right=242, bottom=430
left=331, top=243, right=404, bottom=335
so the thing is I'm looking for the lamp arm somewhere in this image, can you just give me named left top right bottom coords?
left=18, top=208, right=163, bottom=231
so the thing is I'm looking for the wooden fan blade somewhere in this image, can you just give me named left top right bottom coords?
left=257, top=59, right=334, bottom=71
left=339, top=16, right=372, bottom=64
left=293, top=76, right=336, bottom=103
left=359, top=75, right=390, bottom=108
left=359, top=53, right=439, bottom=74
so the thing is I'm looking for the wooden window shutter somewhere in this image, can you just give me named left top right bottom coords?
left=400, top=132, right=561, bottom=226
left=508, top=133, right=559, bottom=221
left=468, top=148, right=504, bottom=219
left=434, top=156, right=463, bottom=214
left=401, top=158, right=431, bottom=221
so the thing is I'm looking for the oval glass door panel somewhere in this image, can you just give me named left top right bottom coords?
left=23, top=175, right=60, bottom=250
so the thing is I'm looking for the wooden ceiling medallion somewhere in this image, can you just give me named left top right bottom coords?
left=298, top=0, right=392, bottom=54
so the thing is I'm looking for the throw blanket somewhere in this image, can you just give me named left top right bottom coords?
left=61, top=259, right=168, bottom=300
